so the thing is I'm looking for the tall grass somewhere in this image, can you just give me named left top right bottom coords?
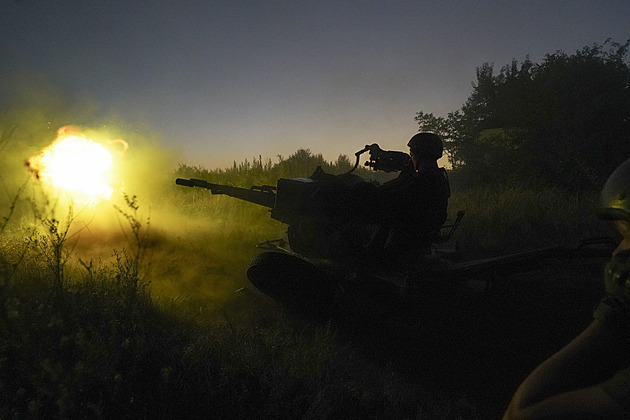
left=0, top=146, right=615, bottom=418
left=0, top=185, right=444, bottom=419
left=449, top=184, right=612, bottom=258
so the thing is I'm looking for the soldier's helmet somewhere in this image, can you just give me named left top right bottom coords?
left=407, top=132, right=443, bottom=160
left=598, top=158, right=630, bottom=222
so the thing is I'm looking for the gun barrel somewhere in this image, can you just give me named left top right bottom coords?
left=175, top=178, right=197, bottom=187
left=175, top=178, right=276, bottom=208
left=175, top=178, right=221, bottom=189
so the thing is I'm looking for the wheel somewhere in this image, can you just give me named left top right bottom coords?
left=247, top=251, right=338, bottom=317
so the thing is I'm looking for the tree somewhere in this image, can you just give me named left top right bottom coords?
left=417, top=39, right=630, bottom=190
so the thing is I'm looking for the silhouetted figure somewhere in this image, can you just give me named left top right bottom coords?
left=503, top=158, right=630, bottom=419
left=331, top=132, right=450, bottom=261
left=375, top=132, right=449, bottom=252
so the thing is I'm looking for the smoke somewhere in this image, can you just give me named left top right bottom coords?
left=0, top=74, right=279, bottom=303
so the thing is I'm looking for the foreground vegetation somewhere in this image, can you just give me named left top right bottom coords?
left=0, top=190, right=423, bottom=419
left=0, top=253, right=428, bottom=418
left=0, top=148, right=615, bottom=419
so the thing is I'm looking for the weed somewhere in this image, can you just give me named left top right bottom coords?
left=0, top=149, right=613, bottom=418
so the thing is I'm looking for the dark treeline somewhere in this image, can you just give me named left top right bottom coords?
left=416, top=38, right=630, bottom=191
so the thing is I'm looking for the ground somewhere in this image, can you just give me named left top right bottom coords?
left=246, top=255, right=607, bottom=418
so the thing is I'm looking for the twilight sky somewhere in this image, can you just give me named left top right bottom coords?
left=2, top=0, right=629, bottom=169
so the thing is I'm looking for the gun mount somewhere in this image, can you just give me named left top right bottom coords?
left=177, top=143, right=420, bottom=260
left=176, top=144, right=615, bottom=319
left=177, top=144, right=412, bottom=225
left=176, top=167, right=369, bottom=254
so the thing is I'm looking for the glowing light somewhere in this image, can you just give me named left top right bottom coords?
left=27, top=126, right=118, bottom=205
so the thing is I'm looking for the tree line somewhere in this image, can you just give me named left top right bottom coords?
left=416, top=38, right=630, bottom=191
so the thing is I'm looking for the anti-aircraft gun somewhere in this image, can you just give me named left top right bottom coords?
left=176, top=144, right=614, bottom=319
left=176, top=144, right=437, bottom=259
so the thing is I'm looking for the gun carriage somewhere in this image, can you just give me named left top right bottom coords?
left=176, top=144, right=613, bottom=318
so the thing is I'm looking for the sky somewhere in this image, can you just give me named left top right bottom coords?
left=1, top=0, right=629, bottom=169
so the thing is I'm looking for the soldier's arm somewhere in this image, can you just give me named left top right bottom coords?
left=503, top=319, right=629, bottom=419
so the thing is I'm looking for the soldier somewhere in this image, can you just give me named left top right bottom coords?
left=503, top=158, right=630, bottom=419
left=371, top=132, right=450, bottom=254
left=325, top=132, right=450, bottom=264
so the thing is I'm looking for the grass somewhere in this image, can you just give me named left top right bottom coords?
left=0, top=238, right=440, bottom=418
left=447, top=182, right=613, bottom=257
left=0, top=150, right=616, bottom=419
left=0, top=173, right=445, bottom=419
